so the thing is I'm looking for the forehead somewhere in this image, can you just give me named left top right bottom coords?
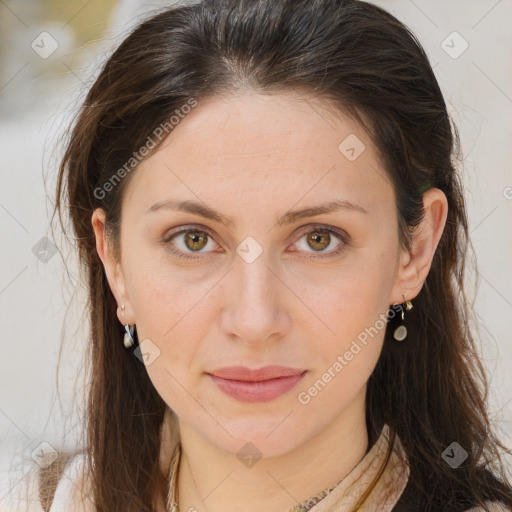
left=125, top=91, right=393, bottom=221
left=157, top=92, right=371, bottom=168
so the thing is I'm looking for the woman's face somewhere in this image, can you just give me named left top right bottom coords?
left=95, top=92, right=417, bottom=456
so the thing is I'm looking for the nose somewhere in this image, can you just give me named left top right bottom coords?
left=219, top=249, right=290, bottom=347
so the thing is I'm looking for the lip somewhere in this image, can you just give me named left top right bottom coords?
left=207, top=366, right=307, bottom=403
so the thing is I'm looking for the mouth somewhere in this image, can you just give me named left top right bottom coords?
left=206, top=366, right=307, bottom=403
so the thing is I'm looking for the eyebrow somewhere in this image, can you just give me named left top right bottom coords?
left=146, top=198, right=368, bottom=228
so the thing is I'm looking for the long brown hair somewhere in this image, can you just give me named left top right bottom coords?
left=51, top=0, right=512, bottom=510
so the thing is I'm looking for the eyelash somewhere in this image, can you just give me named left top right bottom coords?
left=161, top=224, right=349, bottom=261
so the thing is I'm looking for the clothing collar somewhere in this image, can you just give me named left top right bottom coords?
left=164, top=418, right=409, bottom=512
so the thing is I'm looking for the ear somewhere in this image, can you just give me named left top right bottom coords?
left=91, top=208, right=135, bottom=325
left=389, top=188, right=449, bottom=305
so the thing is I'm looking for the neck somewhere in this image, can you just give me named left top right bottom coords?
left=175, top=391, right=369, bottom=512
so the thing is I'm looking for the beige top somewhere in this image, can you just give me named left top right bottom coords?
left=166, top=423, right=410, bottom=512
left=2, top=409, right=510, bottom=512
left=164, top=419, right=510, bottom=512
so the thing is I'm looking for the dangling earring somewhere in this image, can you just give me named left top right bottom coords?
left=393, top=294, right=413, bottom=341
left=123, top=324, right=136, bottom=349
left=121, top=303, right=136, bottom=349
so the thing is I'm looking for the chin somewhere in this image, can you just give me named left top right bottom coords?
left=205, top=414, right=309, bottom=459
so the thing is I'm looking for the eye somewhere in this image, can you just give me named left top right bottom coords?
left=290, top=225, right=348, bottom=260
left=162, top=227, right=219, bottom=260
left=161, top=224, right=349, bottom=261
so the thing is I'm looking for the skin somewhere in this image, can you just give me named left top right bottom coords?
left=92, top=91, right=448, bottom=512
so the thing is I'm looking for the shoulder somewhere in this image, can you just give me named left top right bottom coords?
left=464, top=503, right=512, bottom=512
left=41, top=450, right=92, bottom=512
left=0, top=449, right=91, bottom=512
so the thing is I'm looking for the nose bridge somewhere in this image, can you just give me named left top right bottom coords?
left=239, top=246, right=273, bottom=295
left=221, top=241, right=287, bottom=343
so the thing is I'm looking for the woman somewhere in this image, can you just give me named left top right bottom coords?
left=29, top=0, right=512, bottom=510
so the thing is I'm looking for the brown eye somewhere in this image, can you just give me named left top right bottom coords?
left=163, top=227, right=218, bottom=260
left=162, top=224, right=348, bottom=261
left=306, top=230, right=331, bottom=251
left=291, top=226, right=347, bottom=259
left=183, top=231, right=208, bottom=251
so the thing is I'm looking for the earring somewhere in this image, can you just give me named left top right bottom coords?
left=121, top=303, right=136, bottom=349
left=123, top=324, right=136, bottom=349
left=393, top=294, right=413, bottom=341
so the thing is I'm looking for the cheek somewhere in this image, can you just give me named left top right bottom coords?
left=301, top=254, right=392, bottom=398
left=124, top=248, right=212, bottom=338
left=296, top=293, right=386, bottom=419
left=305, top=258, right=391, bottom=346
left=123, top=253, right=223, bottom=406
left=123, top=255, right=211, bottom=408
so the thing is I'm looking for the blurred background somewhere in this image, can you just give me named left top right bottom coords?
left=0, top=0, right=511, bottom=506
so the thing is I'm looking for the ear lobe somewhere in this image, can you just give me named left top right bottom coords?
left=91, top=208, right=132, bottom=324
left=390, top=188, right=448, bottom=303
